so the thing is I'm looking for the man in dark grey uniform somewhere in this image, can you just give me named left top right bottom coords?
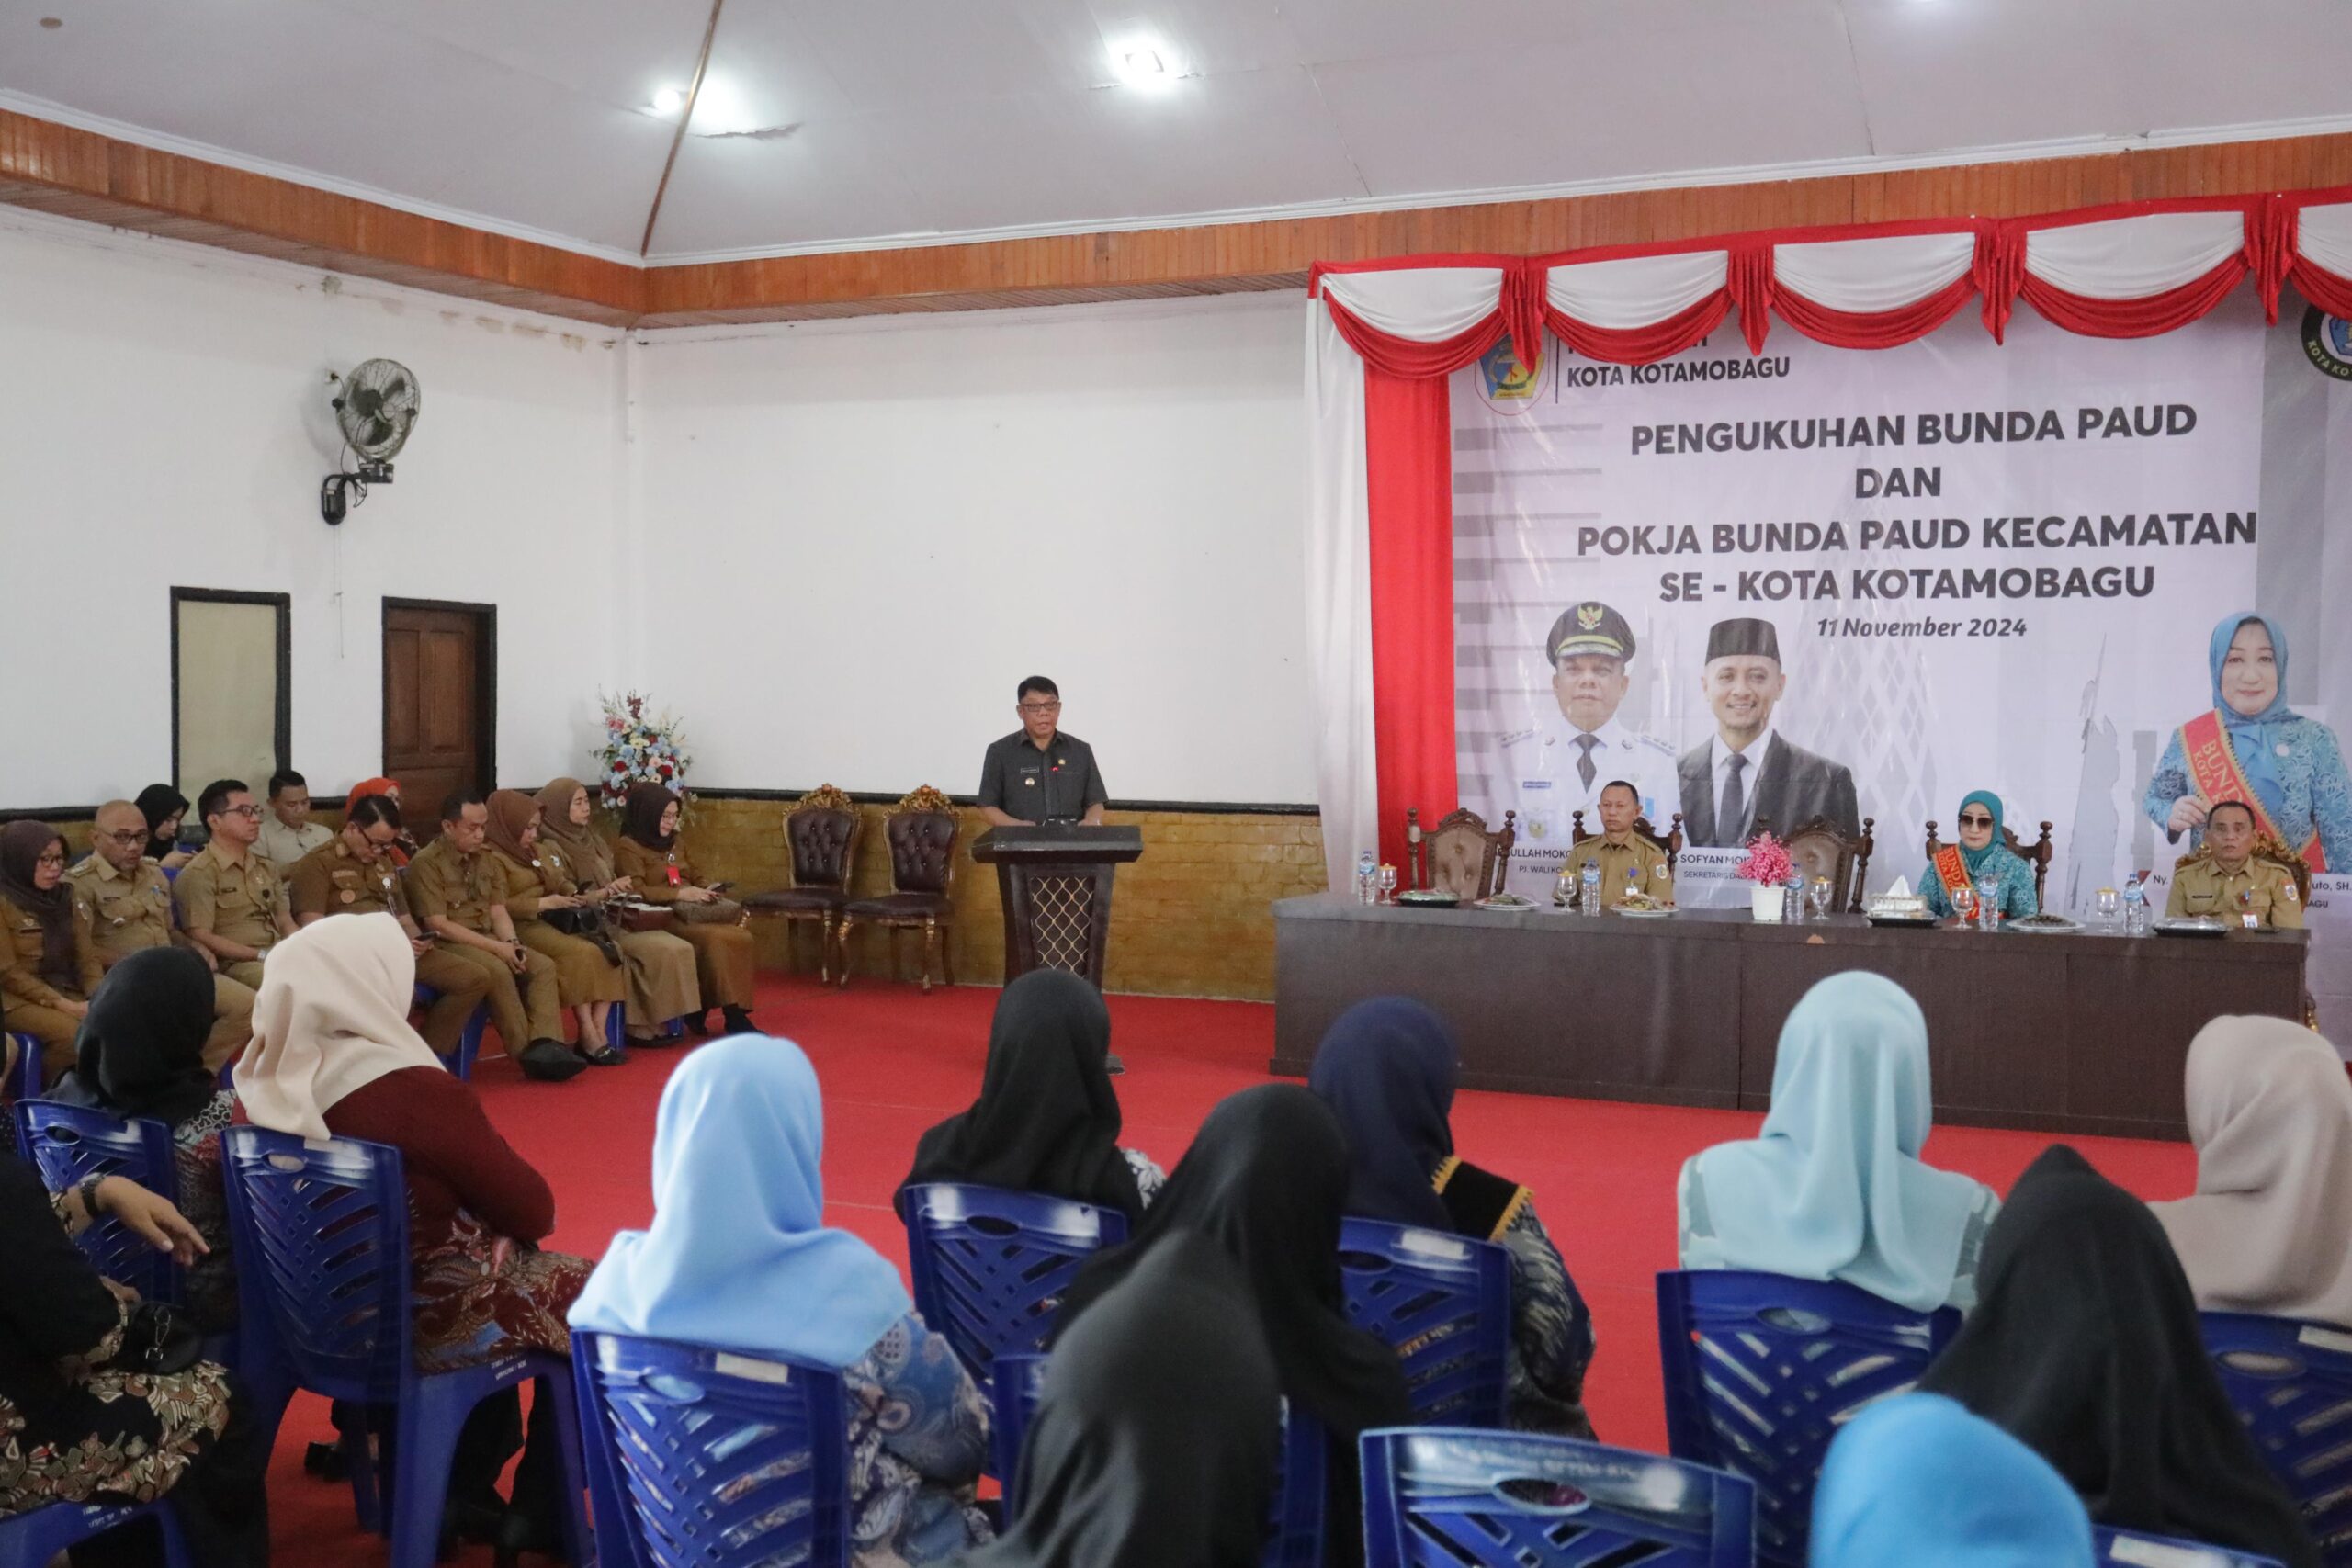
left=978, top=675, right=1109, bottom=828
left=1676, top=617, right=1860, bottom=847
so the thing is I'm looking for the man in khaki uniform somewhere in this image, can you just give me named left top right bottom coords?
left=288, top=795, right=492, bottom=1055
left=2166, top=799, right=2306, bottom=930
left=1563, top=779, right=1677, bottom=910
left=405, top=789, right=580, bottom=1082
left=173, top=779, right=296, bottom=989
left=67, top=799, right=255, bottom=1069
left=257, top=769, right=334, bottom=874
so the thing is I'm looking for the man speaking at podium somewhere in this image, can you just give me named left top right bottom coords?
left=978, top=676, right=1108, bottom=828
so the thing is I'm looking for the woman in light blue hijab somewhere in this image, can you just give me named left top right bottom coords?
left=571, top=1036, right=993, bottom=1565
left=1920, top=790, right=2040, bottom=921
left=2144, top=611, right=2351, bottom=872
left=1812, top=1393, right=2093, bottom=1567
left=1677, top=972, right=2000, bottom=1313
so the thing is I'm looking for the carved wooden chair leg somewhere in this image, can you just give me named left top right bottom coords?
left=835, top=918, right=855, bottom=989
left=922, top=920, right=940, bottom=994
left=942, top=927, right=955, bottom=988
left=817, top=916, right=832, bottom=985
left=888, top=926, right=902, bottom=985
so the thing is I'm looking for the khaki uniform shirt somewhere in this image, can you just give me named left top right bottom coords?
left=406, top=836, right=503, bottom=932
left=173, top=843, right=288, bottom=951
left=2165, top=855, right=2306, bottom=930
left=288, top=839, right=411, bottom=922
left=1, top=893, right=99, bottom=1006
left=65, top=854, right=177, bottom=966
left=257, top=817, right=334, bottom=875
left=1563, top=833, right=1677, bottom=910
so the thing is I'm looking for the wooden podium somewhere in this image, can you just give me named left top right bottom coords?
left=971, top=825, right=1144, bottom=985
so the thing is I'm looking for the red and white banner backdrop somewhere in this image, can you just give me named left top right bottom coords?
left=1305, top=188, right=2352, bottom=1024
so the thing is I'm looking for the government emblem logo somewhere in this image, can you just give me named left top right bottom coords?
left=1576, top=603, right=1605, bottom=631
left=2302, top=306, right=2352, bottom=381
left=1477, top=337, right=1541, bottom=404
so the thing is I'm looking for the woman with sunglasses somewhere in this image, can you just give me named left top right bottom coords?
left=1922, top=791, right=2040, bottom=922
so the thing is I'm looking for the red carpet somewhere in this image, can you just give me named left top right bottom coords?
left=268, top=973, right=2199, bottom=1562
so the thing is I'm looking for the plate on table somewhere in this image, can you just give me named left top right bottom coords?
left=1395, top=890, right=1460, bottom=909
left=1476, top=895, right=1540, bottom=913
left=2154, top=917, right=2227, bottom=939
left=2011, top=914, right=2083, bottom=934
left=1611, top=904, right=1677, bottom=919
left=1864, top=912, right=1939, bottom=928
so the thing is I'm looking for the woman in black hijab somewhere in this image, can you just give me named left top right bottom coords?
left=134, top=784, right=196, bottom=870
left=1920, top=1145, right=2318, bottom=1567
left=899, top=971, right=1158, bottom=1224
left=1051, top=1084, right=1409, bottom=1565
left=963, top=1231, right=1281, bottom=1568
left=63, top=946, right=243, bottom=1331
left=1308, top=997, right=1595, bottom=1436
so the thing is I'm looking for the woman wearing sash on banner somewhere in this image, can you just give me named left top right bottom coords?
left=1922, top=791, right=2039, bottom=922
left=2144, top=612, right=2352, bottom=874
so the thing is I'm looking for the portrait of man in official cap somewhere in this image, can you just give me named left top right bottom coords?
left=1493, top=600, right=1677, bottom=862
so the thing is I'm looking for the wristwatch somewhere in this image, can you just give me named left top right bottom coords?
left=75, top=1173, right=108, bottom=1222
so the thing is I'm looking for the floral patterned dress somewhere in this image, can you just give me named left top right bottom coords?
left=0, top=1156, right=232, bottom=1517
left=842, top=1312, right=994, bottom=1567
left=170, top=1090, right=241, bottom=1334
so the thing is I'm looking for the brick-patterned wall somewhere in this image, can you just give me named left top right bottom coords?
left=673, top=797, right=1326, bottom=1001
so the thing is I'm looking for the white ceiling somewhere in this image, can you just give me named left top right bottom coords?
left=6, top=0, right=2351, bottom=265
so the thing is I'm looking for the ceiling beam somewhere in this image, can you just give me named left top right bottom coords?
left=7, top=106, right=2352, bottom=331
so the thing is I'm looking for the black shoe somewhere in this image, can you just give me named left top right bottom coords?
left=1105, top=1053, right=1125, bottom=1076
left=517, top=1040, right=587, bottom=1082
left=720, top=1005, right=757, bottom=1034
left=683, top=1010, right=711, bottom=1037
left=628, top=1027, right=684, bottom=1048
left=578, top=1041, right=628, bottom=1066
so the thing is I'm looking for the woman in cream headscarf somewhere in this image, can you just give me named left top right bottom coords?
left=535, top=776, right=699, bottom=1044
left=236, top=913, right=591, bottom=1555
left=2153, top=1016, right=2352, bottom=1327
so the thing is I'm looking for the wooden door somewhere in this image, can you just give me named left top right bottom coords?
left=383, top=602, right=492, bottom=841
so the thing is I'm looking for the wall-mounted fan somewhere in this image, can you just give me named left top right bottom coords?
left=321, top=358, right=422, bottom=525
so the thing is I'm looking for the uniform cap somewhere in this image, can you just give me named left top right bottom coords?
left=1705, top=617, right=1781, bottom=664
left=1546, top=602, right=1635, bottom=663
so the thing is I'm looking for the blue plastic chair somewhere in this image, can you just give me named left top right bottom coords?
left=412, top=985, right=488, bottom=1078
left=3, top=1032, right=40, bottom=1105
left=988, top=1349, right=1327, bottom=1568
left=2200, top=1311, right=2352, bottom=1561
left=14, top=1100, right=182, bottom=1304
left=1655, top=1269, right=1961, bottom=1567
left=221, top=1126, right=589, bottom=1568
left=0, top=1495, right=196, bottom=1568
left=899, top=1183, right=1128, bottom=1392
left=2094, top=1525, right=2286, bottom=1566
left=571, top=1330, right=851, bottom=1568
left=1340, top=1218, right=1513, bottom=1426
left=1362, top=1426, right=1757, bottom=1568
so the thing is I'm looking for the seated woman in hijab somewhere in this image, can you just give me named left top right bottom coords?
left=1679, top=970, right=2000, bottom=1313
left=1308, top=997, right=1595, bottom=1436
left=57, top=945, right=241, bottom=1331
left=0, top=1149, right=268, bottom=1563
left=1813, top=1393, right=2093, bottom=1568
left=1922, top=791, right=2040, bottom=922
left=481, top=790, right=627, bottom=1066
left=897, top=970, right=1161, bottom=1224
left=234, top=913, right=591, bottom=1560
left=1051, top=1085, right=1410, bottom=1567
left=1921, top=1145, right=2318, bottom=1568
left=344, top=779, right=416, bottom=866
left=958, top=1231, right=1281, bottom=1568
left=2154, top=1015, right=2352, bottom=1327
left=532, top=777, right=699, bottom=1046
left=611, top=784, right=757, bottom=1037
left=135, top=784, right=198, bottom=871
left=1, top=820, right=102, bottom=1082
left=571, top=1035, right=992, bottom=1567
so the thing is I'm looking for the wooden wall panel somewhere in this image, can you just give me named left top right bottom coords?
left=6, top=104, right=2351, bottom=328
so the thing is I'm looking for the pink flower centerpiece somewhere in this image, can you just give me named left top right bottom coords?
left=1735, top=832, right=1796, bottom=920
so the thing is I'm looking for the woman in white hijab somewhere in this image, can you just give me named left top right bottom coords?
left=2153, top=1015, right=2352, bottom=1327
left=236, top=913, right=591, bottom=1559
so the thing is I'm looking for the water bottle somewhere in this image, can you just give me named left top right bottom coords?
left=1580, top=860, right=1602, bottom=914
left=1786, top=872, right=1808, bottom=922
left=1975, top=876, right=2002, bottom=931
left=2122, top=876, right=2149, bottom=936
left=1356, top=850, right=1377, bottom=906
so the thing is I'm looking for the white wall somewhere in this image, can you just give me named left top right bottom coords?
left=628, top=294, right=1316, bottom=804
left=0, top=211, right=1317, bottom=810
left=0, top=209, right=630, bottom=807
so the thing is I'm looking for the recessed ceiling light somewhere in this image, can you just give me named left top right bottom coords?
left=1110, top=42, right=1179, bottom=86
left=650, top=86, right=684, bottom=116
left=1125, top=49, right=1163, bottom=76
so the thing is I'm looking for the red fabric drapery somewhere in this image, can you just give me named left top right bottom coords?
left=2016, top=257, right=2251, bottom=338
left=1363, top=368, right=1457, bottom=871
left=1773, top=271, right=1978, bottom=349
left=1545, top=294, right=1730, bottom=365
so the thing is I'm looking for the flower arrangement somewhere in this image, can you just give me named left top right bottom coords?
left=1734, top=831, right=1795, bottom=886
left=594, top=691, right=694, bottom=812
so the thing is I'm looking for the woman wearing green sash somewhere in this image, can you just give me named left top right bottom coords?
left=1921, top=791, right=2039, bottom=921
left=2144, top=612, right=2350, bottom=873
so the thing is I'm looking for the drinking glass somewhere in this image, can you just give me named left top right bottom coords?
left=1809, top=875, right=1833, bottom=919
left=2094, top=886, right=2120, bottom=930
left=1951, top=885, right=1977, bottom=926
left=1377, top=863, right=1399, bottom=904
